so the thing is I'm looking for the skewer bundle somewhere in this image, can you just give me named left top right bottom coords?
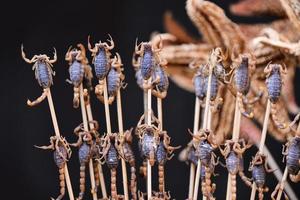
left=22, top=37, right=299, bottom=199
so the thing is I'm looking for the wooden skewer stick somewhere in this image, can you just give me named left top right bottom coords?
left=188, top=97, right=201, bottom=199
left=79, top=84, right=98, bottom=200
left=116, top=89, right=129, bottom=200
left=274, top=118, right=300, bottom=200
left=250, top=99, right=271, bottom=200
left=146, top=78, right=152, bottom=200
left=85, top=98, right=108, bottom=199
left=193, top=58, right=214, bottom=200
left=46, top=89, right=75, bottom=200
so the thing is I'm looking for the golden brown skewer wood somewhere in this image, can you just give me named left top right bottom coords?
left=250, top=100, right=271, bottom=200
left=85, top=94, right=108, bottom=199
left=146, top=78, right=153, bottom=200
left=188, top=97, right=201, bottom=199
left=46, top=89, right=75, bottom=200
left=79, top=84, right=98, bottom=200
left=116, top=89, right=130, bottom=200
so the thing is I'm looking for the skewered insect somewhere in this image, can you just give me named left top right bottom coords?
left=283, top=135, right=300, bottom=182
left=152, top=191, right=171, bottom=200
left=99, top=132, right=121, bottom=200
left=65, top=44, right=93, bottom=108
left=70, top=123, right=94, bottom=200
left=35, top=136, right=72, bottom=200
left=133, top=38, right=166, bottom=89
left=105, top=53, right=126, bottom=104
left=192, top=64, right=207, bottom=101
left=151, top=63, right=169, bottom=99
left=231, top=54, right=258, bottom=118
left=88, top=35, right=114, bottom=103
left=264, top=63, right=287, bottom=129
left=248, top=153, right=273, bottom=200
left=191, top=129, right=218, bottom=199
left=118, top=128, right=137, bottom=200
left=135, top=114, right=161, bottom=166
left=219, top=139, right=252, bottom=200
left=21, top=45, right=57, bottom=106
left=156, top=131, right=181, bottom=194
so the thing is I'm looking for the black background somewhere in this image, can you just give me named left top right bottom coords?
left=1, top=0, right=299, bottom=199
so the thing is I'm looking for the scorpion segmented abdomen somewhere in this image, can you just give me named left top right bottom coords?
left=196, top=141, right=213, bottom=166
left=203, top=73, right=218, bottom=101
left=226, top=151, right=240, bottom=175
left=194, top=74, right=206, bottom=100
left=53, top=145, right=68, bottom=168
left=37, top=61, right=52, bottom=88
left=188, top=146, right=198, bottom=165
left=252, top=165, right=266, bottom=187
left=156, top=141, right=167, bottom=165
left=140, top=44, right=154, bottom=80
left=235, top=57, right=249, bottom=95
left=94, top=48, right=110, bottom=80
left=155, top=67, right=169, bottom=92
left=78, top=142, right=91, bottom=165
left=106, top=145, right=119, bottom=169
left=107, top=68, right=120, bottom=96
left=286, top=137, right=300, bottom=175
left=69, top=60, right=84, bottom=87
left=266, top=68, right=282, bottom=103
left=123, top=143, right=135, bottom=166
left=142, top=133, right=157, bottom=161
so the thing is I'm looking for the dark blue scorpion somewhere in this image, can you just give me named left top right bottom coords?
left=65, top=44, right=93, bottom=108
left=21, top=45, right=57, bottom=106
left=88, top=35, right=114, bottom=103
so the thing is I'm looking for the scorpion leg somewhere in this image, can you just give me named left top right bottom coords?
left=21, top=45, right=38, bottom=63
left=238, top=171, right=252, bottom=187
left=27, top=88, right=49, bottom=107
left=49, top=48, right=57, bottom=63
left=134, top=39, right=143, bottom=55
left=105, top=34, right=115, bottom=50
left=107, top=96, right=115, bottom=105
left=87, top=35, right=98, bottom=53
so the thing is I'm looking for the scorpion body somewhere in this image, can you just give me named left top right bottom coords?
left=140, top=44, right=155, bottom=80
left=21, top=45, right=57, bottom=106
left=192, top=130, right=218, bottom=199
left=284, top=136, right=300, bottom=182
left=264, top=64, right=287, bottom=129
left=193, top=66, right=207, bottom=101
left=65, top=44, right=92, bottom=108
left=94, top=47, right=110, bottom=80
left=99, top=133, right=120, bottom=200
left=249, top=153, right=272, bottom=200
left=35, top=136, right=71, bottom=200
left=120, top=129, right=137, bottom=200
left=151, top=64, right=169, bottom=99
left=141, top=129, right=158, bottom=166
left=220, top=139, right=252, bottom=200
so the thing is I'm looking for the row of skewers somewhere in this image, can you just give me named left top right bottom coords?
left=22, top=35, right=178, bottom=200
left=21, top=33, right=300, bottom=200
left=183, top=47, right=300, bottom=200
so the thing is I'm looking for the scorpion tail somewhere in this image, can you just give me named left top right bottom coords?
left=237, top=92, right=254, bottom=118
left=95, top=84, right=105, bottom=103
left=130, top=164, right=137, bottom=200
left=93, top=161, right=99, bottom=193
left=73, top=87, right=80, bottom=108
left=56, top=167, right=66, bottom=200
left=230, top=174, right=237, bottom=200
left=158, top=164, right=165, bottom=193
left=77, top=164, right=86, bottom=200
left=270, top=102, right=287, bottom=129
left=27, top=88, right=48, bottom=106
left=111, top=168, right=118, bottom=200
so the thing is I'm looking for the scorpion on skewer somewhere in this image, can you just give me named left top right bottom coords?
left=105, top=53, right=126, bottom=104
left=65, top=44, right=93, bottom=108
left=191, top=129, right=218, bottom=200
left=151, top=62, right=169, bottom=99
left=98, top=132, right=122, bottom=200
left=70, top=122, right=97, bottom=200
left=21, top=45, right=57, bottom=106
left=135, top=114, right=161, bottom=167
left=231, top=54, right=262, bottom=118
left=219, top=139, right=252, bottom=200
left=155, top=131, right=181, bottom=197
left=88, top=35, right=114, bottom=103
left=35, top=135, right=72, bottom=200
left=248, top=153, right=274, bottom=200
left=118, top=128, right=137, bottom=200
left=133, top=38, right=167, bottom=89
left=264, top=63, right=287, bottom=129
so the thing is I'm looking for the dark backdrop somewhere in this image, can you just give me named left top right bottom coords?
left=1, top=0, right=299, bottom=199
